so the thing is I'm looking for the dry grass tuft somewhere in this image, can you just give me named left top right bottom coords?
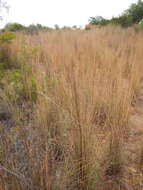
left=0, top=27, right=143, bottom=189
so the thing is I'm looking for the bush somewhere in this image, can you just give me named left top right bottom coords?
left=0, top=32, right=16, bottom=43
left=3, top=23, right=25, bottom=32
left=139, top=20, right=143, bottom=28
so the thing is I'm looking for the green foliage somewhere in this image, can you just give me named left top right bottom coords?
left=89, top=16, right=109, bottom=26
left=89, top=14, right=133, bottom=28
left=26, top=24, right=40, bottom=34
left=0, top=61, right=6, bottom=70
left=139, top=19, right=143, bottom=27
left=10, top=69, right=36, bottom=101
left=0, top=32, right=16, bottom=70
left=110, top=15, right=133, bottom=27
left=25, top=24, right=52, bottom=34
left=0, top=68, right=37, bottom=102
left=125, top=0, right=143, bottom=24
left=89, top=0, right=143, bottom=27
left=10, top=69, right=22, bottom=83
left=54, top=24, right=60, bottom=30
left=0, top=43, right=37, bottom=102
left=1, top=23, right=53, bottom=34
left=0, top=32, right=16, bottom=43
left=3, top=23, right=25, bottom=32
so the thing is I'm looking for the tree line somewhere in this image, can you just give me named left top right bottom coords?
left=89, top=0, right=143, bottom=27
left=1, top=0, right=143, bottom=32
left=1, top=23, right=53, bottom=33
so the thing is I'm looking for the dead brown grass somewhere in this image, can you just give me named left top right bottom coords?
left=0, top=26, right=143, bottom=189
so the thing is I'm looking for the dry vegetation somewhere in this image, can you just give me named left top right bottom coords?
left=0, top=26, right=143, bottom=189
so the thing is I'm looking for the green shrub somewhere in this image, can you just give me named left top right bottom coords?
left=3, top=23, right=25, bottom=32
left=0, top=68, right=37, bottom=102
left=0, top=32, right=17, bottom=69
left=139, top=20, right=143, bottom=28
left=0, top=32, right=16, bottom=43
left=0, top=62, right=6, bottom=70
left=10, top=69, right=37, bottom=102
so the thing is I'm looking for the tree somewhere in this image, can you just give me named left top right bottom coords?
left=54, top=24, right=60, bottom=30
left=125, top=0, right=143, bottom=23
left=89, top=16, right=109, bottom=26
left=110, top=15, right=133, bottom=27
left=88, top=0, right=143, bottom=28
left=3, top=23, right=25, bottom=32
left=25, top=24, right=52, bottom=34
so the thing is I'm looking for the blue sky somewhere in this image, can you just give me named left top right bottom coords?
left=0, top=0, right=138, bottom=28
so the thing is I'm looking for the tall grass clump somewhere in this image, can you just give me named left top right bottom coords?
left=0, top=27, right=143, bottom=189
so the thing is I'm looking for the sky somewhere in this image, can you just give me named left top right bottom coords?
left=0, top=0, right=138, bottom=28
